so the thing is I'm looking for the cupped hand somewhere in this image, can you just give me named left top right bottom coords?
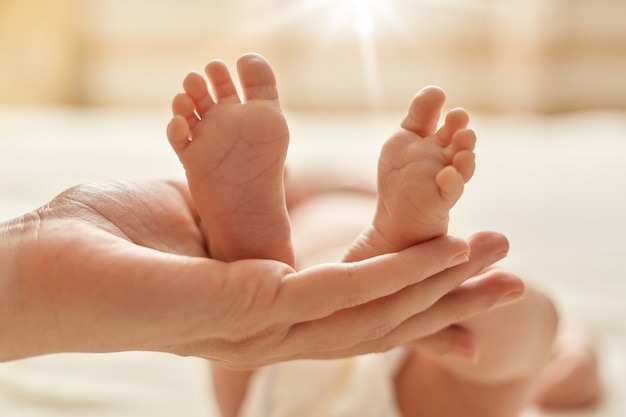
left=2, top=180, right=520, bottom=366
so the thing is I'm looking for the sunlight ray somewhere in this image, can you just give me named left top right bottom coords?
left=242, top=0, right=336, bottom=35
left=241, top=0, right=490, bottom=108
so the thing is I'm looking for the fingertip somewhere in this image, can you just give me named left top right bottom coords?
left=472, top=268, right=526, bottom=307
left=426, top=234, right=470, bottom=268
left=467, top=231, right=510, bottom=253
left=493, top=275, right=526, bottom=306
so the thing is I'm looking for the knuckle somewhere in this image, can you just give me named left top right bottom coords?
left=342, top=264, right=367, bottom=308
left=218, top=325, right=286, bottom=365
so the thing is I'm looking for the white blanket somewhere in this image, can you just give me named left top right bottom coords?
left=0, top=108, right=624, bottom=416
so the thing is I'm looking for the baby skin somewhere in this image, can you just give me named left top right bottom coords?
left=334, top=88, right=557, bottom=417
left=342, top=86, right=476, bottom=262
left=167, top=53, right=294, bottom=266
left=167, top=54, right=599, bottom=417
left=167, top=54, right=295, bottom=417
left=334, top=87, right=599, bottom=416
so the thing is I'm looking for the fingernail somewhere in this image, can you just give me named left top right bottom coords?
left=448, top=252, right=469, bottom=268
left=497, top=290, right=524, bottom=306
left=487, top=250, right=508, bottom=266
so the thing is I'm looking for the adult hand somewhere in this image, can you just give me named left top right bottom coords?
left=0, top=180, right=520, bottom=366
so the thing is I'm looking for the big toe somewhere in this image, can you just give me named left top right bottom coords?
left=401, top=86, right=446, bottom=137
left=237, top=53, right=280, bottom=102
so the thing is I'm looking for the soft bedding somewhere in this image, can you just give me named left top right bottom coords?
left=0, top=107, right=624, bottom=416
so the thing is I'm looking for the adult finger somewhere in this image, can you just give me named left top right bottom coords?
left=352, top=268, right=524, bottom=358
left=276, top=234, right=470, bottom=323
left=267, top=268, right=521, bottom=366
left=273, top=232, right=508, bottom=358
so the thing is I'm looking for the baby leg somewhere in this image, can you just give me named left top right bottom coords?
left=167, top=53, right=295, bottom=417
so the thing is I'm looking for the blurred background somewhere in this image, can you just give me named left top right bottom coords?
left=2, top=0, right=626, bottom=113
left=1, top=1, right=626, bottom=416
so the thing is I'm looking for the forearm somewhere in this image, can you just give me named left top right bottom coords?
left=0, top=211, right=89, bottom=361
left=0, top=209, right=228, bottom=362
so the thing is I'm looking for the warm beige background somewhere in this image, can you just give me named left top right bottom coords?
left=2, top=0, right=626, bottom=112
left=1, top=1, right=625, bottom=416
left=1, top=107, right=625, bottom=417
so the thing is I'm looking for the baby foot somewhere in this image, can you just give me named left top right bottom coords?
left=344, top=86, right=476, bottom=261
left=167, top=54, right=294, bottom=266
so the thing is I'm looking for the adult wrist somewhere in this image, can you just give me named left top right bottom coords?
left=0, top=214, right=28, bottom=360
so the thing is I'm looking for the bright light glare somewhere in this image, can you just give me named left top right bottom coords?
left=251, top=0, right=482, bottom=37
left=342, top=0, right=380, bottom=35
left=354, top=14, right=374, bottom=36
left=253, top=0, right=409, bottom=38
left=339, top=0, right=410, bottom=36
left=244, top=0, right=483, bottom=108
left=330, top=0, right=410, bottom=107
